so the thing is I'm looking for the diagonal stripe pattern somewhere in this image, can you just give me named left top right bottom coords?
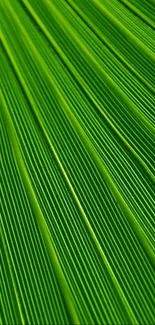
left=1, top=0, right=155, bottom=324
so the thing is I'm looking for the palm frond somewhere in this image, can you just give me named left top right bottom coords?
left=1, top=0, right=155, bottom=324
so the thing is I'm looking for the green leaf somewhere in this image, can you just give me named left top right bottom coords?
left=1, top=0, right=155, bottom=324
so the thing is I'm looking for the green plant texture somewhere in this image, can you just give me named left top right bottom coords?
left=1, top=0, right=155, bottom=324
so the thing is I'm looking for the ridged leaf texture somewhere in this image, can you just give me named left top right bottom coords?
left=1, top=0, right=155, bottom=324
